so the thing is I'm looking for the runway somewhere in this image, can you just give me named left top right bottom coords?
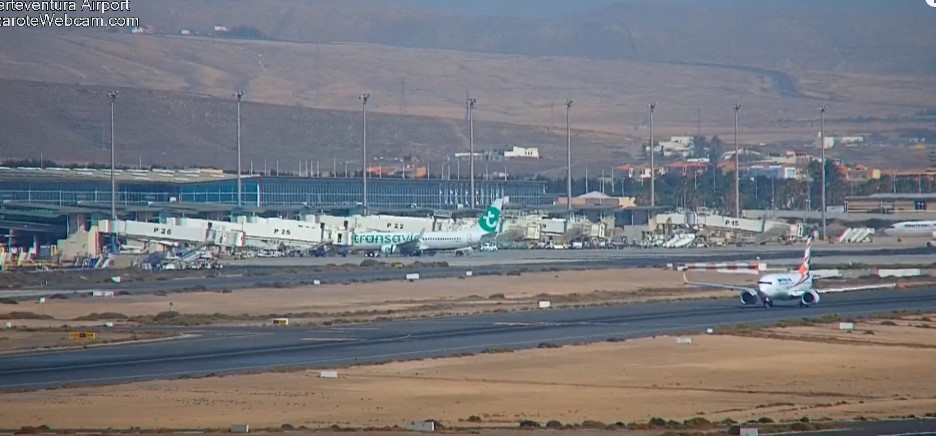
left=7, top=246, right=933, bottom=299
left=2, top=287, right=935, bottom=391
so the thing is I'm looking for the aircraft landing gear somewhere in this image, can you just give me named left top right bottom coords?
left=799, top=301, right=810, bottom=308
left=762, top=298, right=774, bottom=309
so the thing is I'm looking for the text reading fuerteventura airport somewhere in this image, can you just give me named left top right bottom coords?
left=0, top=1, right=140, bottom=28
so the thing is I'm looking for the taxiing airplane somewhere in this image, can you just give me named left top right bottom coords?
left=881, top=220, right=936, bottom=238
left=352, top=197, right=506, bottom=256
left=683, top=238, right=895, bottom=308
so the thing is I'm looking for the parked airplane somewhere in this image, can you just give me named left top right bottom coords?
left=683, top=238, right=895, bottom=308
left=353, top=197, right=506, bottom=256
left=881, top=220, right=936, bottom=238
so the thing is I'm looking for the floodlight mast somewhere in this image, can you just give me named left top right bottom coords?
left=360, top=93, right=370, bottom=210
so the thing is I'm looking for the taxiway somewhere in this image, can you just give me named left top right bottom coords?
left=6, top=246, right=933, bottom=299
left=1, top=287, right=934, bottom=391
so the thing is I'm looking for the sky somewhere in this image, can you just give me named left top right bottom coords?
left=390, top=0, right=922, bottom=16
left=391, top=0, right=624, bottom=17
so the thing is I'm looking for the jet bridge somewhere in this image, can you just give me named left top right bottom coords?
left=98, top=219, right=246, bottom=249
left=167, top=217, right=351, bottom=249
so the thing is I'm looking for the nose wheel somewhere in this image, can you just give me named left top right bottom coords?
left=762, top=298, right=774, bottom=309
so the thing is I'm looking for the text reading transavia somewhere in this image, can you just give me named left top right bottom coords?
left=0, top=1, right=131, bottom=12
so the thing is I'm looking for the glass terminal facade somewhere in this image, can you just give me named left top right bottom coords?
left=0, top=176, right=551, bottom=210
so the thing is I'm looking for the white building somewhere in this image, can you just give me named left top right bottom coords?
left=503, top=146, right=540, bottom=159
left=817, top=134, right=865, bottom=149
left=649, top=136, right=696, bottom=158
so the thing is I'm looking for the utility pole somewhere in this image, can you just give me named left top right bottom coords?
left=467, top=97, right=476, bottom=209
left=234, top=90, right=244, bottom=207
left=649, top=102, right=657, bottom=208
left=733, top=102, right=742, bottom=219
left=108, top=90, right=119, bottom=221
left=820, top=105, right=828, bottom=240
left=360, top=93, right=369, bottom=210
left=565, top=99, right=574, bottom=219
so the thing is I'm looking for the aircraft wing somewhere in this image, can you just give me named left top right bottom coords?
left=393, top=229, right=426, bottom=254
left=814, top=283, right=898, bottom=294
left=682, top=273, right=757, bottom=293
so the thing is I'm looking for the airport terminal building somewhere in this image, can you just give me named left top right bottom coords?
left=0, top=167, right=551, bottom=210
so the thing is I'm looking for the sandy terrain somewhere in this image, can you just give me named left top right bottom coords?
left=0, top=329, right=177, bottom=353
left=3, top=313, right=935, bottom=430
left=6, top=270, right=747, bottom=324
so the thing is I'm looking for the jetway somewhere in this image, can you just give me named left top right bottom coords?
left=654, top=212, right=790, bottom=235
left=98, top=219, right=246, bottom=249
left=166, top=217, right=349, bottom=248
left=314, top=214, right=450, bottom=234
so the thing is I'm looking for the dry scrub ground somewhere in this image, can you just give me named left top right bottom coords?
left=3, top=312, right=935, bottom=430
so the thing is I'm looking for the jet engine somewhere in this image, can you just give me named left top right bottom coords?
left=740, top=291, right=759, bottom=305
left=800, top=290, right=820, bottom=306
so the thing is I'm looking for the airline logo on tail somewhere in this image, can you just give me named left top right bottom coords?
left=477, top=199, right=504, bottom=234
left=795, top=237, right=812, bottom=285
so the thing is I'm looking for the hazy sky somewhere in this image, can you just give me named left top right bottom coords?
left=391, top=0, right=922, bottom=16
left=392, top=0, right=623, bottom=17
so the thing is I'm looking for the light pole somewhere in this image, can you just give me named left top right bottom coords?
left=108, top=90, right=118, bottom=221
left=467, top=97, right=476, bottom=209
left=649, top=102, right=657, bottom=208
left=820, top=105, right=828, bottom=240
left=360, top=93, right=369, bottom=210
left=733, top=102, right=742, bottom=218
left=565, top=99, right=574, bottom=219
left=234, top=90, right=244, bottom=207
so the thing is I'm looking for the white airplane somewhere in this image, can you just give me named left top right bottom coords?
left=881, top=220, right=936, bottom=238
left=683, top=238, right=896, bottom=308
left=353, top=197, right=506, bottom=256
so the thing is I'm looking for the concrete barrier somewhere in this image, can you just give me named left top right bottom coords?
left=877, top=268, right=922, bottom=278
left=666, top=262, right=766, bottom=272
left=405, top=421, right=435, bottom=432
left=839, top=322, right=854, bottom=331
left=406, top=273, right=420, bottom=282
left=319, top=371, right=339, bottom=379
left=675, top=337, right=693, bottom=345
left=811, top=269, right=843, bottom=279
left=538, top=300, right=551, bottom=309
left=465, top=271, right=473, bottom=277
left=715, top=268, right=760, bottom=275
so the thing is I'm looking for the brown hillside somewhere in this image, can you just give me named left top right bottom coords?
left=1, top=1, right=934, bottom=171
left=0, top=79, right=629, bottom=176
left=2, top=30, right=934, bottom=143
left=42, top=0, right=936, bottom=75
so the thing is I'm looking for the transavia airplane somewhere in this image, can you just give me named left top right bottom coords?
left=683, top=238, right=896, bottom=309
left=352, top=197, right=507, bottom=256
